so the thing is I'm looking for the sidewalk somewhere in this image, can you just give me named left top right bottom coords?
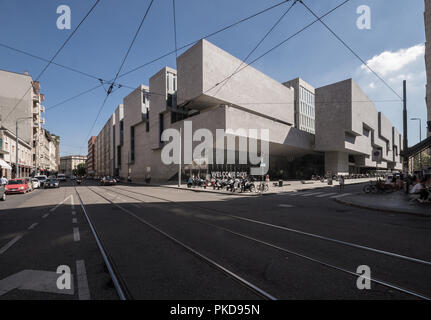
left=153, top=178, right=372, bottom=196
left=334, top=192, right=431, bottom=217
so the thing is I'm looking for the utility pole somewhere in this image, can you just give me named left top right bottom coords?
left=178, top=127, right=182, bottom=187
left=16, top=121, right=19, bottom=178
left=403, top=80, right=408, bottom=176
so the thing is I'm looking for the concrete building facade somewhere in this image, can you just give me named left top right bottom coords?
left=86, top=136, right=96, bottom=176
left=315, top=79, right=403, bottom=175
left=283, top=78, right=316, bottom=134
left=91, top=40, right=403, bottom=181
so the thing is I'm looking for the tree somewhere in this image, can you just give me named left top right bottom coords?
left=75, top=163, right=86, bottom=177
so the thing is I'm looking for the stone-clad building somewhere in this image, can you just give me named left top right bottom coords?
left=91, top=39, right=403, bottom=181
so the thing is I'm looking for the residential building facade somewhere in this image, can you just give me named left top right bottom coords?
left=0, top=69, right=60, bottom=178
left=60, top=155, right=87, bottom=177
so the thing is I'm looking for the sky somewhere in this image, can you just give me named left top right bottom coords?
left=0, top=0, right=427, bottom=156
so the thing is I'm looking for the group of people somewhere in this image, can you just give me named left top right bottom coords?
left=410, top=175, right=431, bottom=203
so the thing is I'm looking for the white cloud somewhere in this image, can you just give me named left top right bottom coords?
left=355, top=43, right=427, bottom=145
left=360, top=44, right=425, bottom=76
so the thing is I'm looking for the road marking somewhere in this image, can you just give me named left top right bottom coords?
left=27, top=223, right=38, bottom=230
left=301, top=192, right=324, bottom=197
left=0, top=235, right=23, bottom=255
left=278, top=204, right=294, bottom=208
left=50, top=195, right=73, bottom=212
left=42, top=213, right=49, bottom=219
left=72, top=211, right=76, bottom=215
left=71, top=195, right=75, bottom=210
left=0, top=270, right=74, bottom=296
left=316, top=192, right=338, bottom=198
left=76, top=260, right=90, bottom=300
left=330, top=193, right=352, bottom=199
left=73, top=228, right=80, bottom=242
left=72, top=218, right=77, bottom=224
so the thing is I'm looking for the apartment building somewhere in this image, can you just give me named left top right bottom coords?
left=0, top=69, right=59, bottom=178
left=91, top=39, right=403, bottom=181
left=60, top=155, right=87, bottom=177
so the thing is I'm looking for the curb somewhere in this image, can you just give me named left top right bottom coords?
left=334, top=197, right=430, bottom=218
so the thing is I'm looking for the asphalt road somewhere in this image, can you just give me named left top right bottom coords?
left=0, top=180, right=430, bottom=300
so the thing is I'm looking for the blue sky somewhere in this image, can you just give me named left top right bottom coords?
left=0, top=0, right=427, bottom=156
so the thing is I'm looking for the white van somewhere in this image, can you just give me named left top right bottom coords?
left=57, top=174, right=66, bottom=181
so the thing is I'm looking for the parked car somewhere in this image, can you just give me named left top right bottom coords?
left=5, top=179, right=29, bottom=194
left=0, top=184, right=6, bottom=201
left=35, top=175, right=48, bottom=188
left=25, top=177, right=33, bottom=192
left=31, top=178, right=41, bottom=189
left=57, top=174, right=66, bottom=181
left=45, top=178, right=60, bottom=189
left=100, top=176, right=117, bottom=186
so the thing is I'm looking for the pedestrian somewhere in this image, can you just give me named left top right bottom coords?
left=338, top=175, right=345, bottom=191
left=1, top=176, right=7, bottom=185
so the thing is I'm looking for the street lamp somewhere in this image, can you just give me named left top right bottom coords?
left=16, top=116, right=32, bottom=178
left=410, top=117, right=422, bottom=171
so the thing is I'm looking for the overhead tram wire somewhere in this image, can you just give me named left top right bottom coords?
left=118, top=0, right=292, bottom=79
left=3, top=0, right=101, bottom=121
left=298, top=0, right=403, bottom=100
left=82, top=0, right=155, bottom=145
left=212, top=0, right=298, bottom=97
left=180, top=0, right=352, bottom=107
left=5, top=0, right=293, bottom=114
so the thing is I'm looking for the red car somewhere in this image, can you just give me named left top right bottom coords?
left=5, top=179, right=29, bottom=194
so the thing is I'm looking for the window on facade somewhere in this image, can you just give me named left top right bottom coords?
left=159, top=113, right=164, bottom=144
left=130, top=126, right=135, bottom=162
left=117, top=146, right=121, bottom=166
left=120, top=120, right=124, bottom=145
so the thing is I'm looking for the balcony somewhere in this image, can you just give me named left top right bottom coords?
left=40, top=105, right=45, bottom=113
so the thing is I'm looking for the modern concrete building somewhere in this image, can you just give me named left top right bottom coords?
left=60, top=155, right=87, bottom=177
left=86, top=136, right=96, bottom=176
left=0, top=69, right=59, bottom=178
left=425, top=0, right=431, bottom=137
left=315, top=79, right=403, bottom=175
left=91, top=39, right=403, bottom=181
left=283, top=78, right=316, bottom=134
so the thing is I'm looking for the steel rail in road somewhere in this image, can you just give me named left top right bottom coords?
left=111, top=185, right=431, bottom=267
left=74, top=185, right=131, bottom=300
left=97, top=185, right=431, bottom=300
left=85, top=186, right=276, bottom=300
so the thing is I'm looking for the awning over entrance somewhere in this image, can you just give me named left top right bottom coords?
left=0, top=159, right=12, bottom=170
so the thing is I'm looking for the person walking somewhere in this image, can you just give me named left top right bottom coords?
left=338, top=175, right=345, bottom=191
left=1, top=176, right=8, bottom=186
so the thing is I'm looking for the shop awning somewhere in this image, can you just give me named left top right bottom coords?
left=0, top=159, right=12, bottom=170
